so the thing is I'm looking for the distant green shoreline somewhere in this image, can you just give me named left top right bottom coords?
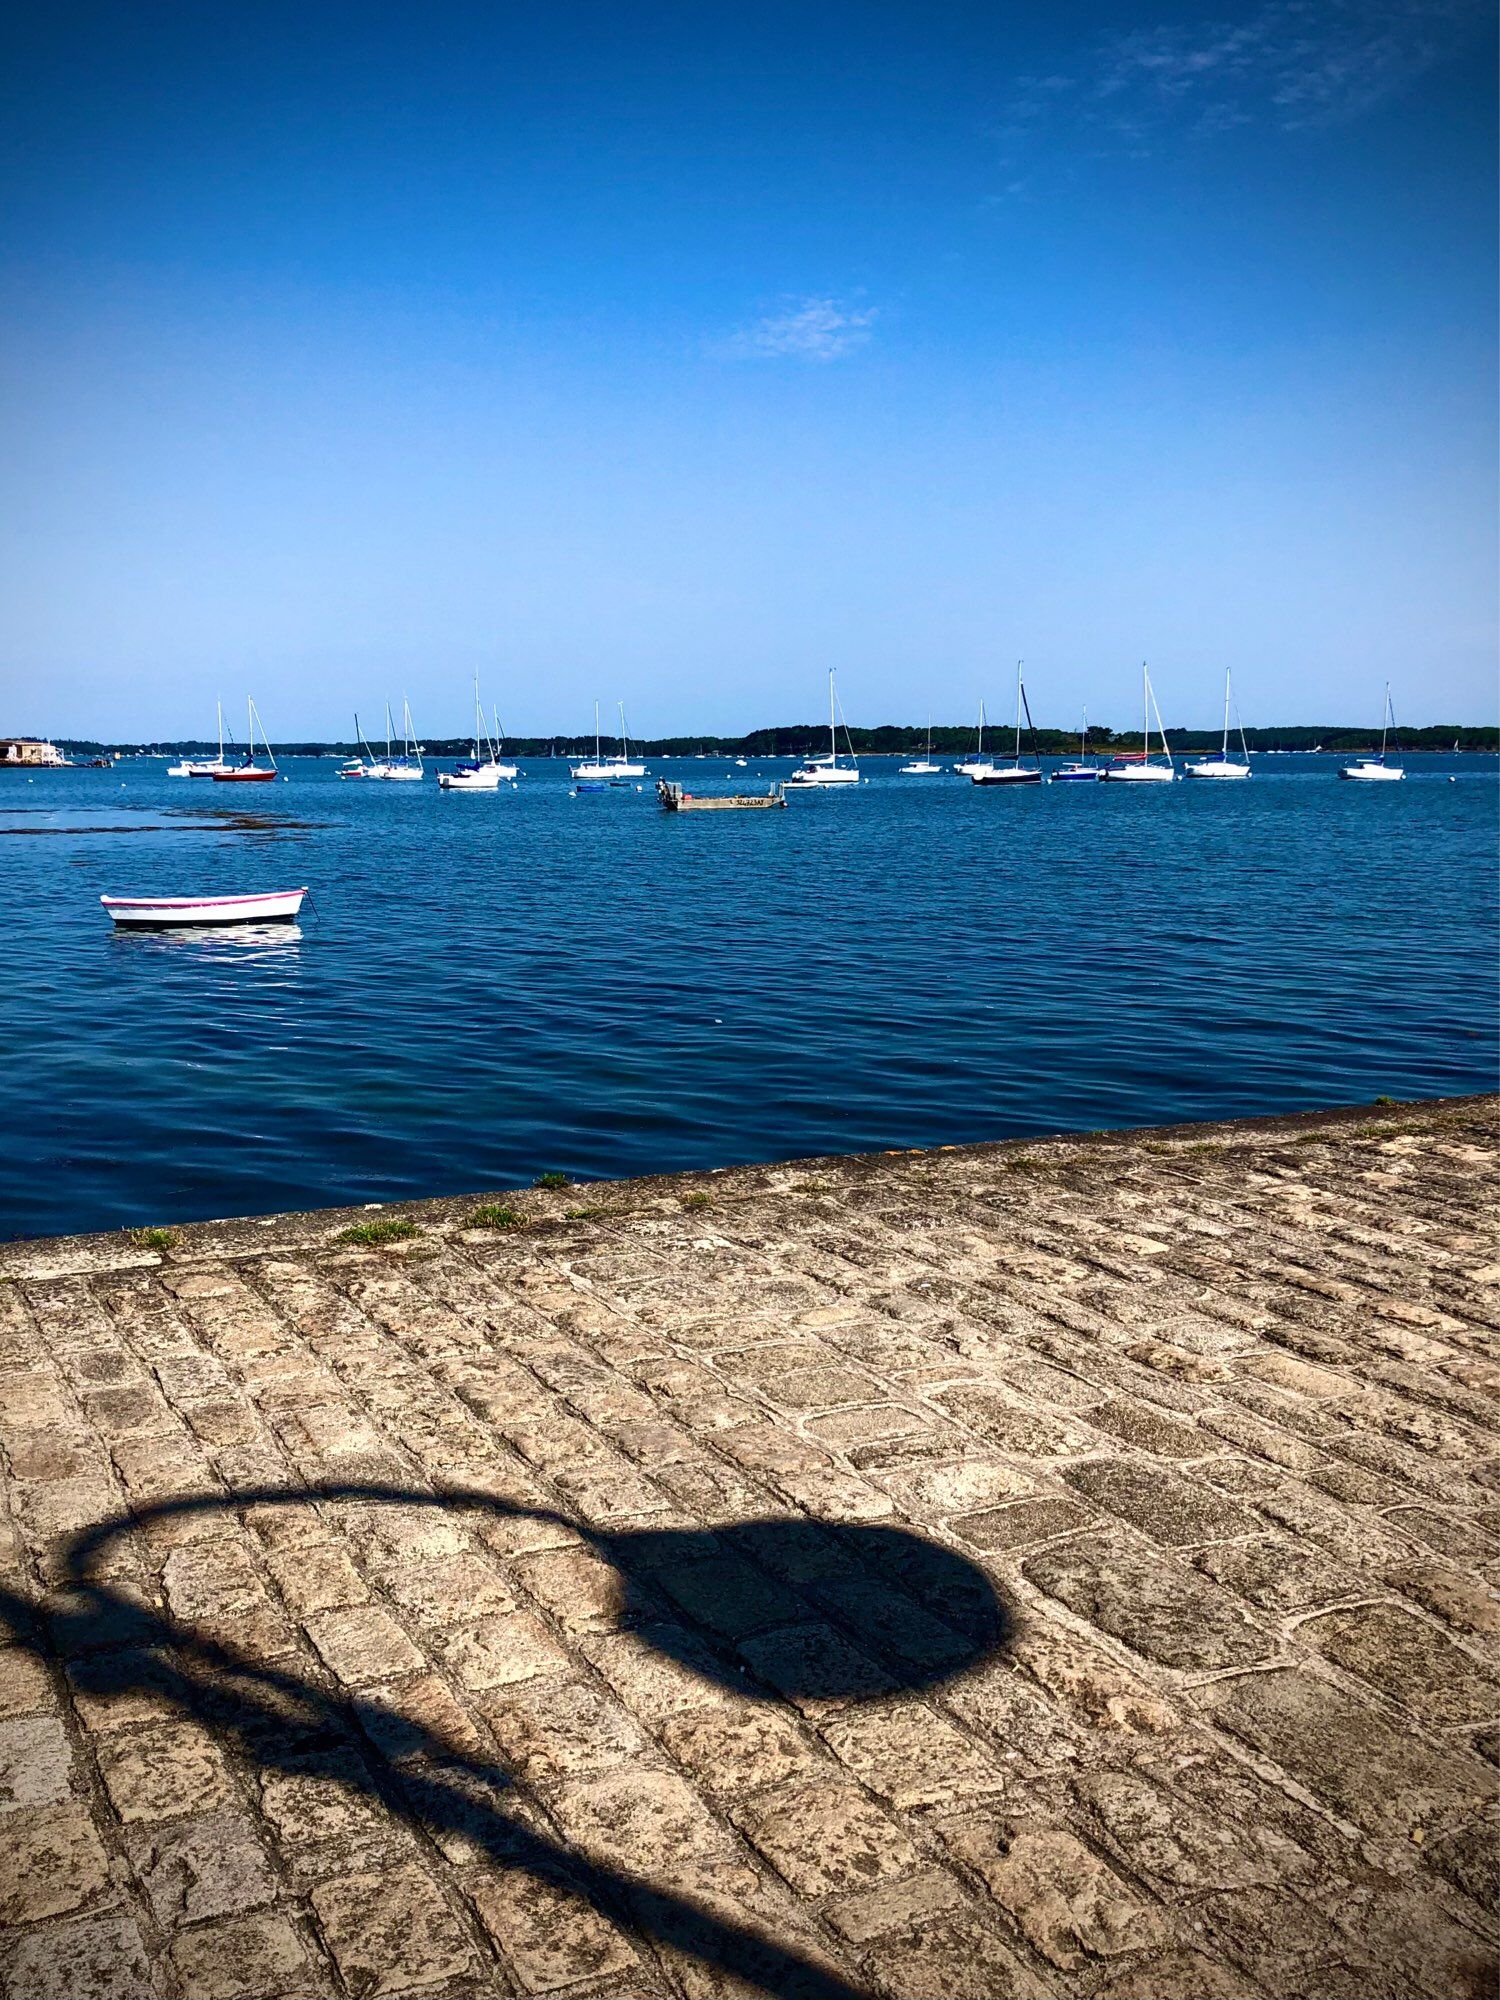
left=38, top=723, right=1500, bottom=759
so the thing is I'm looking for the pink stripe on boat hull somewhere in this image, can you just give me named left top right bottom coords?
left=100, top=889, right=307, bottom=910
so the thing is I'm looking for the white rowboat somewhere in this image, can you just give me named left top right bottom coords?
left=101, top=888, right=308, bottom=928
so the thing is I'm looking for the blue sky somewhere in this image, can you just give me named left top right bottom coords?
left=2, top=1, right=1494, bottom=738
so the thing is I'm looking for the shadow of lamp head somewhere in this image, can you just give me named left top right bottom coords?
left=35, top=1487, right=1010, bottom=2000
left=591, top=1516, right=1006, bottom=1698
left=60, top=1484, right=1006, bottom=1704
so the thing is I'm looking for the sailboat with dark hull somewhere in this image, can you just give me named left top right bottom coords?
left=971, top=664, right=1043, bottom=785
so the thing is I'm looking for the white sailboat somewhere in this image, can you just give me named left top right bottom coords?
left=900, top=717, right=943, bottom=774
left=1339, top=684, right=1405, bottom=781
left=363, top=700, right=424, bottom=781
left=1049, top=708, right=1100, bottom=782
left=439, top=680, right=514, bottom=790
left=168, top=701, right=234, bottom=778
left=211, top=699, right=279, bottom=783
left=972, top=662, right=1043, bottom=785
left=786, top=670, right=860, bottom=786
left=1102, top=665, right=1175, bottom=782
left=1186, top=670, right=1252, bottom=779
left=952, top=700, right=996, bottom=780
left=338, top=713, right=379, bottom=778
left=571, top=702, right=647, bottom=782
left=491, top=710, right=519, bottom=781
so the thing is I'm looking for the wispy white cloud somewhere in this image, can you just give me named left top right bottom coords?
left=997, top=0, right=1486, bottom=179
left=717, top=297, right=876, bottom=363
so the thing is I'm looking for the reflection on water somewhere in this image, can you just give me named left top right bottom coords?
left=109, top=922, right=304, bottom=959
left=1, top=754, right=1495, bottom=1238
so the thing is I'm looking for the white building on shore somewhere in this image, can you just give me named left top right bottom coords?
left=1, top=738, right=70, bottom=767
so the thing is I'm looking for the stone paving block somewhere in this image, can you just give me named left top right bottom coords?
left=1193, top=1667, right=1487, bottom=1841
left=941, top=1817, right=1170, bottom=1972
left=0, top=1646, right=54, bottom=1719
left=1085, top=1398, right=1211, bottom=1460
left=943, top=1657, right=1085, bottom=1775
left=579, top=1624, right=739, bottom=1725
left=264, top=1539, right=370, bottom=1614
left=96, top=1719, right=234, bottom=1822
left=1386, top=1561, right=1500, bottom=1640
left=929, top=1387, right=1093, bottom=1459
left=169, top=1912, right=320, bottom=2000
left=873, top=1911, right=1049, bottom=2000
left=1192, top=1531, right=1362, bottom=1612
left=1079, top=1945, right=1258, bottom=1998
left=0, top=1714, right=73, bottom=1812
left=1063, top=1460, right=1257, bottom=1547
left=550, top=1766, right=733, bottom=1868
left=731, top=1776, right=920, bottom=1895
left=1192, top=1882, right=1411, bottom=2000
left=1, top=1914, right=153, bottom=2000
left=355, top=1670, right=485, bottom=1763
left=1333, top=1869, right=1500, bottom=2000
left=480, top=1676, right=652, bottom=1786
left=659, top=1701, right=826, bottom=1798
left=651, top=1551, right=792, bottom=1639
left=468, top=1862, right=644, bottom=1993
left=259, top=1747, right=416, bottom=1873
left=513, top=1547, right=625, bottom=1633
left=875, top=1454, right=1034, bottom=1519
left=125, top=1804, right=277, bottom=1924
left=951, top=1497, right=1098, bottom=1552
left=1071, top=1763, right=1316, bottom=1899
left=1023, top=1536, right=1269, bottom=1671
left=802, top=1403, right=929, bottom=1448
left=376, top=1550, right=517, bottom=1626
left=0, top=1800, right=113, bottom=1924
left=824, top=1863, right=971, bottom=1943
left=634, top=1850, right=856, bottom=2000
left=819, top=1697, right=1004, bottom=1809
left=310, top=1863, right=478, bottom=1995
left=736, top=1621, right=898, bottom=1714
left=303, top=1603, right=426, bottom=1684
left=1299, top=1599, right=1500, bottom=1724
left=435, top=1609, right=572, bottom=1691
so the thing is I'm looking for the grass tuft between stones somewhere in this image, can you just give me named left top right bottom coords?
left=336, top=1217, right=418, bottom=1247
left=129, top=1226, right=176, bottom=1252
left=467, top=1204, right=524, bottom=1231
left=681, top=1191, right=713, bottom=1211
left=533, top=1171, right=570, bottom=1189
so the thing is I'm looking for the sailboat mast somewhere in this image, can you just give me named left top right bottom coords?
left=594, top=700, right=601, bottom=764
left=1142, top=663, right=1149, bottom=763
left=1014, top=662, right=1023, bottom=762
left=619, top=701, right=629, bottom=762
left=1380, top=682, right=1390, bottom=763
left=217, top=700, right=224, bottom=765
left=1222, top=669, right=1231, bottom=759
left=829, top=670, right=836, bottom=762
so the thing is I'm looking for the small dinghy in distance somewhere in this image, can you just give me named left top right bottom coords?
left=101, top=887, right=308, bottom=928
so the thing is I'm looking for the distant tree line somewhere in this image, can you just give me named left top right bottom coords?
left=59, top=721, right=1500, bottom=758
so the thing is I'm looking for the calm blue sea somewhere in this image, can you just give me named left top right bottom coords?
left=2, top=752, right=1495, bottom=1240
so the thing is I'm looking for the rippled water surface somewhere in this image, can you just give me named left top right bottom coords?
left=2, top=754, right=1496, bottom=1238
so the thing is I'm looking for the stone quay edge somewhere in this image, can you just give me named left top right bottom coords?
left=0, top=1094, right=1495, bottom=1999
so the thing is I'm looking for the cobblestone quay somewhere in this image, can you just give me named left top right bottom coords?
left=0, top=1097, right=1496, bottom=2000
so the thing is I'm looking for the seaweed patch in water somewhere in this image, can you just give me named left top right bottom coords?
left=0, top=805, right=322, bottom=836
